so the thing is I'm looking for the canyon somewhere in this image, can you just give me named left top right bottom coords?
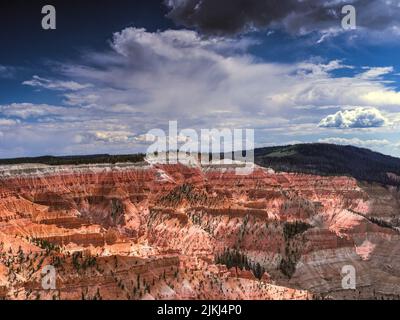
left=0, top=153, right=400, bottom=300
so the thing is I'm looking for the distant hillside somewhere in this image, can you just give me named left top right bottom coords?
left=1, top=143, right=400, bottom=186
left=254, top=143, right=400, bottom=186
left=0, top=154, right=145, bottom=166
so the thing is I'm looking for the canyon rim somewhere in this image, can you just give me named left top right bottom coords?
left=2, top=0, right=400, bottom=302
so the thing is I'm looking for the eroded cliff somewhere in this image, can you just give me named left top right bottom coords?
left=0, top=161, right=399, bottom=300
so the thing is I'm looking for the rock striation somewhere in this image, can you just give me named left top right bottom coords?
left=0, top=161, right=399, bottom=300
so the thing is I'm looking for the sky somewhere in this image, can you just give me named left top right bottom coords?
left=1, top=0, right=400, bottom=158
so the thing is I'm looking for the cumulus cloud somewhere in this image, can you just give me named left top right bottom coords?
left=165, top=0, right=400, bottom=36
left=75, top=131, right=134, bottom=144
left=2, top=28, right=400, bottom=157
left=23, top=75, right=92, bottom=91
left=361, top=90, right=400, bottom=106
left=59, top=28, right=400, bottom=125
left=318, top=107, right=387, bottom=128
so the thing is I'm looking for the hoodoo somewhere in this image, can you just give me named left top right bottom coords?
left=1, top=145, right=400, bottom=300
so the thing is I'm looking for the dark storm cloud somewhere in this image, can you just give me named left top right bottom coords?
left=165, top=0, right=400, bottom=35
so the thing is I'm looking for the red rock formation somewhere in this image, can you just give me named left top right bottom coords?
left=0, top=162, right=399, bottom=300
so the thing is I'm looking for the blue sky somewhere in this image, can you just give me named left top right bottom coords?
left=1, top=0, right=400, bottom=158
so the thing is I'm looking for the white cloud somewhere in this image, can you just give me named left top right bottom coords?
left=318, top=137, right=390, bottom=148
left=296, top=59, right=353, bottom=76
left=75, top=131, right=134, bottom=143
left=63, top=93, right=99, bottom=106
left=0, top=103, right=70, bottom=119
left=134, top=133, right=190, bottom=144
left=58, top=28, right=400, bottom=125
left=23, top=75, right=92, bottom=91
left=358, top=66, right=394, bottom=80
left=2, top=28, right=400, bottom=157
left=318, top=107, right=387, bottom=128
left=134, top=133, right=157, bottom=143
left=361, top=90, right=400, bottom=106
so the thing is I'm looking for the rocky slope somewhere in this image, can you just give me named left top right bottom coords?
left=0, top=157, right=400, bottom=300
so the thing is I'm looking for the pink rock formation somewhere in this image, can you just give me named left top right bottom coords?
left=0, top=161, right=399, bottom=300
